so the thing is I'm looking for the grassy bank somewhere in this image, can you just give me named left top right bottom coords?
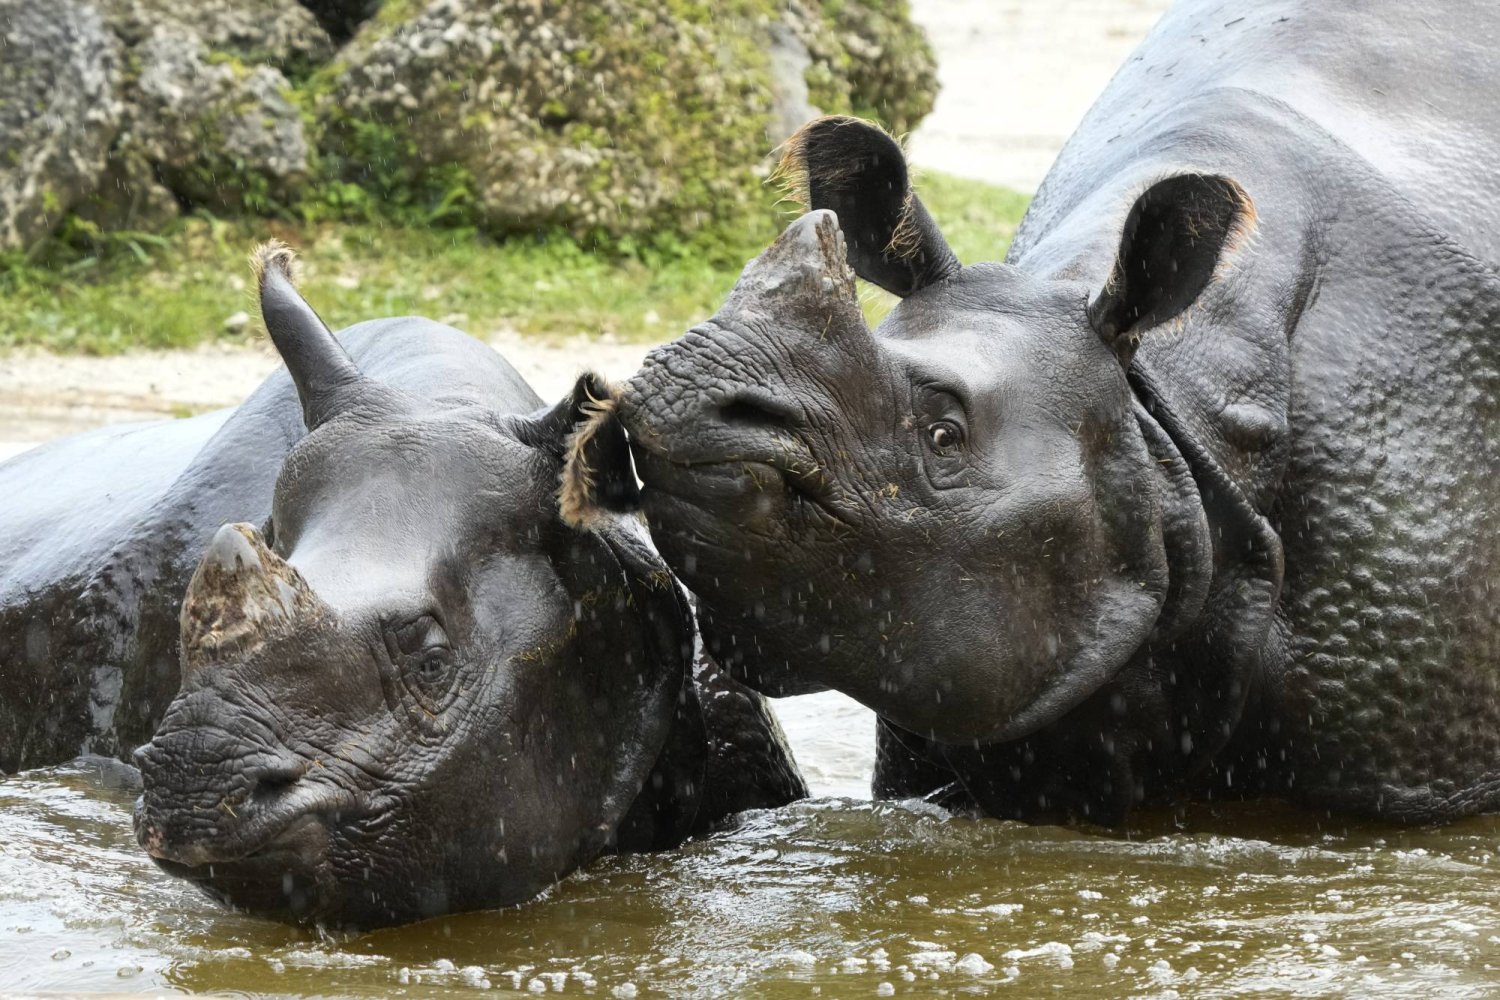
left=0, top=173, right=1028, bottom=355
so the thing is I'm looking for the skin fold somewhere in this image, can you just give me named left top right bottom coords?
left=581, top=0, right=1500, bottom=826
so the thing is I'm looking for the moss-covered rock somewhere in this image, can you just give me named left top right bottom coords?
left=321, top=0, right=936, bottom=255
left=77, top=0, right=328, bottom=222
left=122, top=25, right=311, bottom=213
left=0, top=0, right=933, bottom=253
left=96, top=0, right=333, bottom=74
left=796, top=0, right=937, bottom=135
left=71, top=149, right=180, bottom=233
left=0, top=0, right=124, bottom=251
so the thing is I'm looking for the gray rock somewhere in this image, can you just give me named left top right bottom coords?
left=767, top=22, right=817, bottom=147
left=122, top=24, right=310, bottom=211
left=326, top=0, right=937, bottom=247
left=0, top=0, right=124, bottom=250
left=96, top=0, right=332, bottom=69
left=71, top=150, right=180, bottom=233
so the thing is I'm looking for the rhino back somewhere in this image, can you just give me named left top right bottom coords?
left=339, top=317, right=544, bottom=414
left=0, top=412, right=233, bottom=601
left=1017, top=0, right=1500, bottom=266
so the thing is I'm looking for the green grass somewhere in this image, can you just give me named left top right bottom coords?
left=0, top=173, right=1028, bottom=354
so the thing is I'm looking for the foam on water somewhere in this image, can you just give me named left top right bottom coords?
left=7, top=704, right=1500, bottom=996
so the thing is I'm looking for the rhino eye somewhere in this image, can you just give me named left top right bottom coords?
left=405, top=649, right=455, bottom=705
left=387, top=616, right=457, bottom=711
left=927, top=420, right=963, bottom=456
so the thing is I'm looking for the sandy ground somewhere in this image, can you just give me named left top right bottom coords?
left=0, top=331, right=653, bottom=461
left=0, top=0, right=1171, bottom=457
left=907, top=0, right=1171, bottom=190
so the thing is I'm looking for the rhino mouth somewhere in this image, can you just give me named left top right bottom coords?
left=149, top=813, right=342, bottom=921
left=622, top=397, right=849, bottom=522
left=631, top=441, right=824, bottom=499
left=133, top=778, right=371, bottom=870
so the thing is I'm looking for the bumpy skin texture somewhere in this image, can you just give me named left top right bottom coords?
left=616, top=0, right=1500, bottom=825
left=0, top=299, right=803, bottom=926
left=1011, top=0, right=1500, bottom=822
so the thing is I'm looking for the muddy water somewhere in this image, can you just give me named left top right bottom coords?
left=5, top=695, right=1500, bottom=998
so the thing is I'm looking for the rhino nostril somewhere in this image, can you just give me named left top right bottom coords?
left=719, top=391, right=800, bottom=432
left=249, top=757, right=307, bottom=799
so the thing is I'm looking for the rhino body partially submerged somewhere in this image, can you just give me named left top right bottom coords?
left=0, top=247, right=803, bottom=927
left=599, top=0, right=1500, bottom=824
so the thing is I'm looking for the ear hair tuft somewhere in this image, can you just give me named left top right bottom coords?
left=558, top=381, right=622, bottom=530
left=770, top=115, right=954, bottom=296
left=249, top=239, right=299, bottom=290
left=885, top=188, right=922, bottom=260
left=774, top=116, right=915, bottom=245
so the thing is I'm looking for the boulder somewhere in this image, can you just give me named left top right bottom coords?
left=94, top=0, right=329, bottom=216
left=325, top=0, right=938, bottom=250
left=70, top=151, right=180, bottom=234
left=96, top=0, right=332, bottom=71
left=794, top=0, right=938, bottom=135
left=123, top=25, right=311, bottom=213
left=0, top=0, right=124, bottom=251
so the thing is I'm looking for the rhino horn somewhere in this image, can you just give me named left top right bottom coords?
left=180, top=523, right=321, bottom=672
left=776, top=115, right=959, bottom=296
left=718, top=210, right=865, bottom=325
left=252, top=240, right=365, bottom=430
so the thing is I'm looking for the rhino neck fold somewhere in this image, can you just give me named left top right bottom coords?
left=1125, top=359, right=1286, bottom=791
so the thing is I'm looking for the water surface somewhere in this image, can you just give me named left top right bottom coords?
left=5, top=693, right=1500, bottom=997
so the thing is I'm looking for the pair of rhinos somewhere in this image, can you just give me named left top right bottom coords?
left=8, top=16, right=1500, bottom=925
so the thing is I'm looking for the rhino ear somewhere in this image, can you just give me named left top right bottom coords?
left=1088, top=175, right=1253, bottom=363
left=777, top=115, right=959, bottom=297
left=252, top=241, right=365, bottom=430
left=513, top=373, right=640, bottom=528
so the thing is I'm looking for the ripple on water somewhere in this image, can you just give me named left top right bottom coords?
left=7, top=751, right=1500, bottom=996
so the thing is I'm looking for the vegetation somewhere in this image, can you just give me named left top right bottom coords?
left=0, top=171, right=1028, bottom=354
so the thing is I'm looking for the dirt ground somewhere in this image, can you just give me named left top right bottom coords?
left=0, top=0, right=1171, bottom=461
left=0, top=332, right=654, bottom=461
left=906, top=0, right=1172, bottom=191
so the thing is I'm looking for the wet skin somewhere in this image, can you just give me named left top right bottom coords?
left=603, top=0, right=1500, bottom=825
left=0, top=248, right=804, bottom=927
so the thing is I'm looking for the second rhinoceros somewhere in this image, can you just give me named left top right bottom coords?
left=578, top=0, right=1500, bottom=826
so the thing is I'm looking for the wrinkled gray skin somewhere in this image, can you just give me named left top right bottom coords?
left=613, top=0, right=1500, bottom=825
left=0, top=254, right=804, bottom=927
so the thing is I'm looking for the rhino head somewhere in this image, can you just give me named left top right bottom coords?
left=133, top=244, right=691, bottom=928
left=582, top=116, right=1251, bottom=749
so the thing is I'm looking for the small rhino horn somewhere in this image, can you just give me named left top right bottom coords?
left=180, top=523, right=319, bottom=672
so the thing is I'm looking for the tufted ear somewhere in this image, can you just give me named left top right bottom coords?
left=777, top=115, right=959, bottom=297
left=513, top=373, right=640, bottom=528
left=1088, top=174, right=1254, bottom=364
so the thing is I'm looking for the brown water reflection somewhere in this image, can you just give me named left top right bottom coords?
left=5, top=758, right=1500, bottom=998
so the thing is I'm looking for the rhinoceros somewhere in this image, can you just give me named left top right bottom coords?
left=577, top=0, right=1500, bottom=825
left=0, top=244, right=804, bottom=927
